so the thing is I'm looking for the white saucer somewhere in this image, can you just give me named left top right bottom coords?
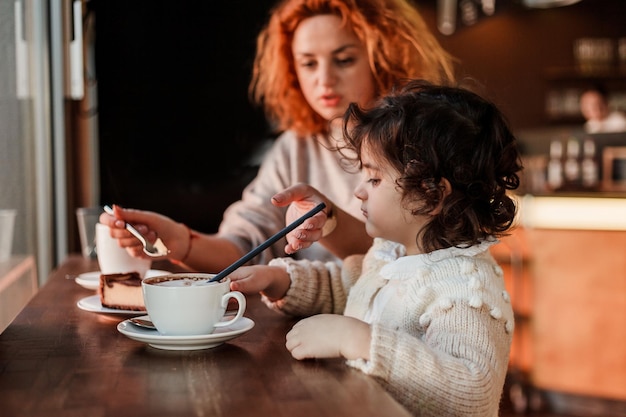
left=117, top=316, right=255, bottom=350
left=77, top=294, right=146, bottom=316
left=75, top=269, right=171, bottom=290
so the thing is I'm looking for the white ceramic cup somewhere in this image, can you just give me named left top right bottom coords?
left=142, top=274, right=246, bottom=336
left=95, top=223, right=151, bottom=277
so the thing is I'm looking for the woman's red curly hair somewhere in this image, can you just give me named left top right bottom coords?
left=249, top=0, right=457, bottom=137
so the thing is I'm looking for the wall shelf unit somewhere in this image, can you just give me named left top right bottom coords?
left=544, top=66, right=626, bottom=123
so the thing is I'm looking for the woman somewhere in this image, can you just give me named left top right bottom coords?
left=100, top=0, right=456, bottom=272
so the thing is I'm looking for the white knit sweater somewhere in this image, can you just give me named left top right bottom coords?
left=265, top=238, right=514, bottom=416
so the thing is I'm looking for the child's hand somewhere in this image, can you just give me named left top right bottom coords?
left=228, top=265, right=291, bottom=301
left=285, top=314, right=372, bottom=360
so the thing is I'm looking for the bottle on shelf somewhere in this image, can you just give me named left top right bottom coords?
left=581, top=137, right=599, bottom=189
left=547, top=140, right=563, bottom=190
left=563, top=137, right=581, bottom=186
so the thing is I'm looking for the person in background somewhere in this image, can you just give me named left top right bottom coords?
left=579, top=85, right=626, bottom=133
left=229, top=79, right=522, bottom=416
left=100, top=0, right=456, bottom=271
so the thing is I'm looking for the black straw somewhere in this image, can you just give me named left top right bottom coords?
left=208, top=202, right=326, bottom=283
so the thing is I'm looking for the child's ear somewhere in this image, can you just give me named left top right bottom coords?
left=429, top=178, right=451, bottom=216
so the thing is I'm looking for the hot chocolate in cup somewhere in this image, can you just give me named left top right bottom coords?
left=142, top=273, right=246, bottom=336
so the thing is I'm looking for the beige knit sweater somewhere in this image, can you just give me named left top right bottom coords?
left=265, top=238, right=514, bottom=416
left=217, top=129, right=363, bottom=265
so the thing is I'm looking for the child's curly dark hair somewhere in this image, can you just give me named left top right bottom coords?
left=341, top=79, right=523, bottom=252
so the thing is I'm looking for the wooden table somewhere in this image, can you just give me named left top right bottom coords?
left=0, top=255, right=411, bottom=417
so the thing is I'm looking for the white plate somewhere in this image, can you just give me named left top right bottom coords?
left=77, top=294, right=146, bottom=316
left=117, top=316, right=255, bottom=350
left=75, top=269, right=171, bottom=290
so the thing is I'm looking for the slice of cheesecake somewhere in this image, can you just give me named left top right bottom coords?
left=99, top=272, right=145, bottom=311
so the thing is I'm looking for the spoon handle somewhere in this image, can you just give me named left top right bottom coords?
left=104, top=205, right=146, bottom=244
left=209, top=202, right=326, bottom=283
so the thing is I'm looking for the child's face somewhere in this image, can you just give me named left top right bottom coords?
left=353, top=144, right=430, bottom=255
left=292, top=14, right=377, bottom=124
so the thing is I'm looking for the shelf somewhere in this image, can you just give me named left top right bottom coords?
left=543, top=66, right=626, bottom=122
left=544, top=66, right=626, bottom=82
left=545, top=115, right=585, bottom=124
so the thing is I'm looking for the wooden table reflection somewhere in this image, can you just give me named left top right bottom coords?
left=0, top=255, right=411, bottom=417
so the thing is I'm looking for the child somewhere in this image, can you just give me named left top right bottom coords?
left=229, top=79, right=523, bottom=417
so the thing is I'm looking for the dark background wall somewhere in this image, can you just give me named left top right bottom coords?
left=93, top=0, right=276, bottom=233
left=92, top=0, right=626, bottom=234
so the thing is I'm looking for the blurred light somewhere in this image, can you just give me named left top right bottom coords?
left=522, top=0, right=582, bottom=8
left=482, top=0, right=495, bottom=15
left=437, top=0, right=457, bottom=35
left=460, top=0, right=478, bottom=25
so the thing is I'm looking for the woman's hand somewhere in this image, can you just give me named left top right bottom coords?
left=271, top=183, right=335, bottom=254
left=98, top=205, right=189, bottom=260
left=285, top=314, right=371, bottom=360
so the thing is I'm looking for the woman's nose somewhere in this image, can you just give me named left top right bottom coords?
left=318, top=63, right=337, bottom=86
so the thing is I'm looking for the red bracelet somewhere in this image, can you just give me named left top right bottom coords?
left=172, top=224, right=197, bottom=265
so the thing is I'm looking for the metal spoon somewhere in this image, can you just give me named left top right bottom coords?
left=130, top=316, right=156, bottom=330
left=103, top=205, right=170, bottom=257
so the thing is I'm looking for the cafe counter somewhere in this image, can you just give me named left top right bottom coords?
left=506, top=194, right=626, bottom=413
